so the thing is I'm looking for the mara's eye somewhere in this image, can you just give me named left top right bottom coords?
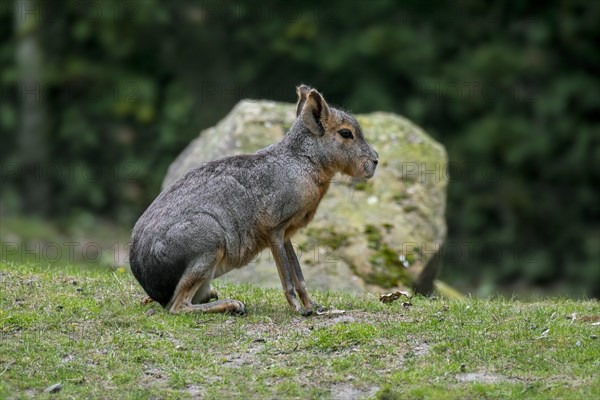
left=338, top=129, right=353, bottom=139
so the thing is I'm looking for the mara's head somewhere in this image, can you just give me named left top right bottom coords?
left=295, top=85, right=378, bottom=179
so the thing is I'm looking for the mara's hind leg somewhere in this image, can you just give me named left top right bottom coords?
left=185, top=298, right=246, bottom=314
left=167, top=254, right=245, bottom=315
left=191, top=280, right=219, bottom=304
left=168, top=273, right=246, bottom=314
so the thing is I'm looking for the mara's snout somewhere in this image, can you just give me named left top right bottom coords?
left=362, top=148, right=379, bottom=178
left=364, top=158, right=378, bottom=178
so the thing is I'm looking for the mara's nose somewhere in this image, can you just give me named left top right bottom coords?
left=372, top=149, right=379, bottom=163
left=373, top=159, right=379, bottom=165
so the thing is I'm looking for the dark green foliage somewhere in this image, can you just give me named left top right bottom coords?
left=0, top=0, right=598, bottom=296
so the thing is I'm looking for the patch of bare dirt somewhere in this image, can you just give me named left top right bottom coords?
left=455, top=372, right=516, bottom=384
left=185, top=384, right=205, bottom=399
left=139, top=367, right=169, bottom=388
left=330, top=383, right=379, bottom=400
left=244, top=310, right=411, bottom=338
left=217, top=310, right=427, bottom=373
left=412, top=341, right=430, bottom=357
left=223, top=340, right=267, bottom=368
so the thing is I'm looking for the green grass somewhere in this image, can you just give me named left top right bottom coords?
left=0, top=216, right=131, bottom=270
left=1, top=261, right=599, bottom=399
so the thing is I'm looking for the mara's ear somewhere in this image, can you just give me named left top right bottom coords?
left=295, top=84, right=310, bottom=117
left=301, top=89, right=330, bottom=136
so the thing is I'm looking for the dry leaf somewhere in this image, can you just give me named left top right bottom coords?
left=379, top=291, right=411, bottom=303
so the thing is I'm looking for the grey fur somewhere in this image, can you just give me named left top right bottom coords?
left=130, top=86, right=378, bottom=314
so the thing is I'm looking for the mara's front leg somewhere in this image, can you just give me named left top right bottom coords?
left=285, top=240, right=323, bottom=314
left=269, top=232, right=311, bottom=315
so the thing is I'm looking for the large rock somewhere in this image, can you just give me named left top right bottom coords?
left=163, top=100, right=447, bottom=294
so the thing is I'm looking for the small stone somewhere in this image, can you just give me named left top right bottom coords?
left=45, top=383, right=63, bottom=393
left=367, top=196, right=378, bottom=205
left=61, top=354, right=74, bottom=363
left=146, top=308, right=156, bottom=316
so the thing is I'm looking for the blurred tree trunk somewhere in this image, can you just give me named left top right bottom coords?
left=15, top=0, right=49, bottom=215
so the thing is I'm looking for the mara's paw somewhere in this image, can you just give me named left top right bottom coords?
left=299, top=307, right=313, bottom=317
left=228, top=300, right=247, bottom=316
left=296, top=302, right=325, bottom=317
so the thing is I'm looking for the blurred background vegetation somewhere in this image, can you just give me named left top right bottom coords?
left=0, top=0, right=598, bottom=298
